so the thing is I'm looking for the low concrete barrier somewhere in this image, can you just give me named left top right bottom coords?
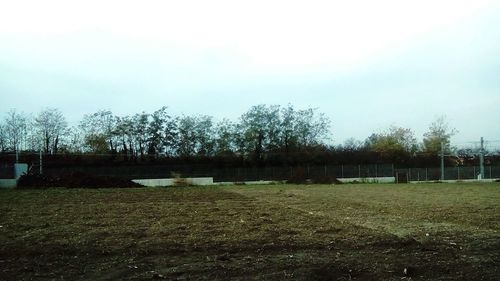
left=410, top=179, right=499, bottom=184
left=337, top=177, right=396, bottom=184
left=133, top=177, right=214, bottom=187
left=14, top=164, right=28, bottom=179
left=0, top=179, right=17, bottom=188
left=190, top=177, right=214, bottom=185
left=216, top=180, right=278, bottom=185
left=0, top=163, right=28, bottom=188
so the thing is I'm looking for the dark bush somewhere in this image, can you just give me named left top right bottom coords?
left=287, top=167, right=341, bottom=184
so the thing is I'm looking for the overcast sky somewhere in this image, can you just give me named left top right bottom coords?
left=1, top=0, right=499, bottom=147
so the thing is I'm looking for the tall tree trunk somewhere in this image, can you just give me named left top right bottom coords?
left=53, top=136, right=59, bottom=155
left=45, top=131, right=50, bottom=154
left=109, top=139, right=114, bottom=153
left=122, top=139, right=127, bottom=154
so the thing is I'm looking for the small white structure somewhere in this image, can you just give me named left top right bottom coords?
left=337, top=177, right=396, bottom=184
left=132, top=177, right=214, bottom=187
left=0, top=163, right=28, bottom=188
left=14, top=163, right=28, bottom=179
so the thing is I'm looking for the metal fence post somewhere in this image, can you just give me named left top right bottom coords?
left=341, top=165, right=344, bottom=178
left=425, top=168, right=428, bottom=181
left=358, top=165, right=361, bottom=178
left=39, top=149, right=43, bottom=175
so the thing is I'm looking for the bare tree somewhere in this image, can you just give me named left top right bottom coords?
left=114, top=116, right=133, bottom=156
left=66, top=126, right=85, bottom=153
left=294, top=108, right=331, bottom=148
left=0, top=123, right=6, bottom=152
left=132, top=112, right=150, bottom=157
left=34, top=108, right=68, bottom=154
left=280, top=104, right=297, bottom=159
left=3, top=109, right=28, bottom=153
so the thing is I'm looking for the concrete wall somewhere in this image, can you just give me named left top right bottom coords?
left=132, top=178, right=175, bottom=187
left=0, top=179, right=17, bottom=188
left=0, top=163, right=28, bottom=188
left=337, top=177, right=396, bottom=184
left=216, top=180, right=278, bottom=185
left=132, top=177, right=214, bottom=187
left=410, top=179, right=499, bottom=184
left=189, top=177, right=214, bottom=185
left=14, top=163, right=28, bottom=179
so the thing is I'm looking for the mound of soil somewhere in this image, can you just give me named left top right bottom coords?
left=287, top=175, right=342, bottom=185
left=285, top=167, right=342, bottom=185
left=17, top=172, right=143, bottom=189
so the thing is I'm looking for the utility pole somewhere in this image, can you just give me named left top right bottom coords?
left=39, top=149, right=43, bottom=175
left=440, top=141, right=445, bottom=181
left=479, top=137, right=484, bottom=179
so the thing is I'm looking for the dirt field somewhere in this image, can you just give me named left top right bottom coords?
left=0, top=183, right=499, bottom=280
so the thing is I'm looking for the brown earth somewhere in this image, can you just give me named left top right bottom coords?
left=0, top=183, right=498, bottom=280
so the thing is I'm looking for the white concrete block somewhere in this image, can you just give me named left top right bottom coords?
left=337, top=177, right=395, bottom=184
left=0, top=179, right=17, bottom=188
left=14, top=163, right=28, bottom=179
left=132, top=177, right=214, bottom=187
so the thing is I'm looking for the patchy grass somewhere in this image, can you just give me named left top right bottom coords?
left=0, top=183, right=499, bottom=280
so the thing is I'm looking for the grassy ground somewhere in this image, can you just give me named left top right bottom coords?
left=0, top=183, right=498, bottom=280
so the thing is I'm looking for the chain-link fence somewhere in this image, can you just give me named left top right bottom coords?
left=38, top=164, right=499, bottom=182
left=0, top=163, right=15, bottom=179
left=2, top=152, right=499, bottom=182
left=397, top=166, right=500, bottom=181
left=211, top=164, right=395, bottom=182
left=37, top=164, right=396, bottom=182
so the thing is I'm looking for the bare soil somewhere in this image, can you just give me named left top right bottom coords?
left=0, top=183, right=498, bottom=280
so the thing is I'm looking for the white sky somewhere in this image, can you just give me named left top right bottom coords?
left=1, top=0, right=500, bottom=146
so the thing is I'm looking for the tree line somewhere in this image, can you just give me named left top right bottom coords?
left=0, top=105, right=329, bottom=164
left=0, top=105, right=490, bottom=167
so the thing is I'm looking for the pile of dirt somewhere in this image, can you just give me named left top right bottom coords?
left=16, top=172, right=144, bottom=189
left=287, top=167, right=341, bottom=184
left=287, top=176, right=342, bottom=184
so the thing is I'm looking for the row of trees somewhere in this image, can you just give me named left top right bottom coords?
left=0, top=108, right=68, bottom=155
left=0, top=105, right=330, bottom=163
left=349, top=116, right=458, bottom=157
left=1, top=105, right=484, bottom=166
